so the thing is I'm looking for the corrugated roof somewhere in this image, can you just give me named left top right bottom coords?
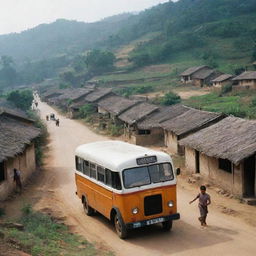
left=118, top=102, right=159, bottom=125
left=180, top=117, right=256, bottom=164
left=161, top=109, right=223, bottom=136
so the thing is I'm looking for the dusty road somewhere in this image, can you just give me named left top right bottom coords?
left=7, top=100, right=256, bottom=256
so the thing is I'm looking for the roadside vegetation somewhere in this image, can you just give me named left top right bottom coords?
left=0, top=205, right=113, bottom=256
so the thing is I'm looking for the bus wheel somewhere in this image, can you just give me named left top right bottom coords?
left=114, top=214, right=127, bottom=239
left=162, top=220, right=172, bottom=231
left=83, top=197, right=94, bottom=216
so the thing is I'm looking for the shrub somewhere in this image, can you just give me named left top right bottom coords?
left=78, top=104, right=95, bottom=119
left=159, top=92, right=181, bottom=106
left=220, top=83, right=233, bottom=95
left=108, top=123, right=123, bottom=136
left=7, top=89, right=33, bottom=111
left=251, top=96, right=256, bottom=107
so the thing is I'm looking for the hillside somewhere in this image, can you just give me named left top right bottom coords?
left=0, top=14, right=134, bottom=63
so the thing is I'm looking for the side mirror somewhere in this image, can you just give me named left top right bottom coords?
left=176, top=168, right=181, bottom=176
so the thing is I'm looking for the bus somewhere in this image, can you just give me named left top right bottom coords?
left=75, top=141, right=180, bottom=239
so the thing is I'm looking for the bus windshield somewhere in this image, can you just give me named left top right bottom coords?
left=123, top=163, right=174, bottom=189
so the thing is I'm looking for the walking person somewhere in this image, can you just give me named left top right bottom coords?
left=189, top=185, right=211, bottom=226
left=56, top=118, right=60, bottom=127
left=46, top=115, right=49, bottom=121
left=13, top=168, right=22, bottom=194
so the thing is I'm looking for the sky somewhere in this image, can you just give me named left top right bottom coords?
left=0, top=0, right=173, bottom=35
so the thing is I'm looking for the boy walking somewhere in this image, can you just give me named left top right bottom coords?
left=190, top=185, right=211, bottom=226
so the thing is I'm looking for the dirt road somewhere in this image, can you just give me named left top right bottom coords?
left=9, top=101, right=256, bottom=256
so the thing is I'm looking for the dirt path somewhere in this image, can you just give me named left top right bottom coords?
left=4, top=100, right=256, bottom=256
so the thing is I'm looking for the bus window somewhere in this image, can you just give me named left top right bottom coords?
left=105, top=169, right=112, bottom=186
left=83, top=160, right=89, bottom=176
left=97, top=166, right=105, bottom=183
left=75, top=156, right=83, bottom=172
left=148, top=163, right=174, bottom=183
left=90, top=163, right=96, bottom=179
left=123, top=167, right=150, bottom=188
left=112, top=172, right=122, bottom=190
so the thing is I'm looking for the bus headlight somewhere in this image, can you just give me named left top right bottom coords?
left=132, top=207, right=139, bottom=215
left=168, top=200, right=174, bottom=208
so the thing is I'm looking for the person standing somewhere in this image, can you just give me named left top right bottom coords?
left=13, top=168, right=22, bottom=194
left=56, top=118, right=60, bottom=127
left=189, top=185, right=211, bottom=226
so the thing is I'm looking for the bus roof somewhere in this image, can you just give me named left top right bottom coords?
left=75, top=141, right=172, bottom=172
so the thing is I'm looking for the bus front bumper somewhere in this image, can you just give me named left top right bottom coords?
left=126, top=213, right=180, bottom=230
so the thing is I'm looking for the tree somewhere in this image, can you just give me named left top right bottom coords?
left=0, top=56, right=17, bottom=88
left=7, top=90, right=33, bottom=111
left=85, top=49, right=115, bottom=73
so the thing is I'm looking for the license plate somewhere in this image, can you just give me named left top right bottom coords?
left=146, top=217, right=164, bottom=225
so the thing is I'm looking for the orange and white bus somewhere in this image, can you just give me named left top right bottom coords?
left=75, top=141, right=180, bottom=238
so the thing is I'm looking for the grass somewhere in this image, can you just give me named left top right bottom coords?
left=1, top=206, right=113, bottom=256
left=183, top=90, right=256, bottom=119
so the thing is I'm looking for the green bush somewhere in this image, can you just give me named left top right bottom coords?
left=159, top=92, right=181, bottom=106
left=220, top=83, right=233, bottom=95
left=251, top=96, right=256, bottom=107
left=108, top=123, right=123, bottom=136
left=78, top=104, right=95, bottom=119
left=7, top=89, right=33, bottom=111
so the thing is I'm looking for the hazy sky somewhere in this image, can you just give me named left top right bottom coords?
left=0, top=0, right=173, bottom=35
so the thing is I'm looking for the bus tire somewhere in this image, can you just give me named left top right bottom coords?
left=114, top=214, right=127, bottom=239
left=83, top=197, right=94, bottom=216
left=162, top=220, right=172, bottom=231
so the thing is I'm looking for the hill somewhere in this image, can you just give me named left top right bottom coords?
left=0, top=14, right=134, bottom=63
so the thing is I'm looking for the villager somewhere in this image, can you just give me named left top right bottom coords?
left=35, top=101, right=38, bottom=107
left=189, top=185, right=211, bottom=226
left=56, top=118, right=60, bottom=127
left=13, top=168, right=22, bottom=193
left=46, top=115, right=49, bottom=121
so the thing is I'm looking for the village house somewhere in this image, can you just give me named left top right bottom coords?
left=41, top=89, right=64, bottom=103
left=211, top=74, right=233, bottom=88
left=179, top=117, right=256, bottom=200
left=180, top=66, right=210, bottom=84
left=0, top=108, right=40, bottom=200
left=117, top=102, right=159, bottom=143
left=97, top=95, right=139, bottom=122
left=232, top=71, right=256, bottom=89
left=161, top=108, right=225, bottom=154
left=135, top=104, right=190, bottom=146
left=192, top=69, right=222, bottom=87
left=68, top=88, right=113, bottom=119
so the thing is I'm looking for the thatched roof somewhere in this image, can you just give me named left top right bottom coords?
left=56, top=88, right=93, bottom=102
left=180, top=66, right=209, bottom=76
left=84, top=88, right=112, bottom=103
left=180, top=117, right=256, bottom=164
left=232, top=71, right=256, bottom=81
left=161, top=109, right=223, bottom=137
left=138, top=104, right=190, bottom=129
left=212, top=74, right=233, bottom=82
left=41, top=89, right=64, bottom=100
left=118, top=102, right=159, bottom=125
left=98, top=95, right=139, bottom=116
left=192, top=69, right=215, bottom=80
left=0, top=116, right=41, bottom=162
left=0, top=107, right=32, bottom=123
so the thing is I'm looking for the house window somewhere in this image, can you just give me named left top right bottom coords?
left=0, top=161, right=6, bottom=182
left=219, top=159, right=232, bottom=173
left=138, top=129, right=151, bottom=135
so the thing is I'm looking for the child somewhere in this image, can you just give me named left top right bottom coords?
left=190, top=185, right=211, bottom=226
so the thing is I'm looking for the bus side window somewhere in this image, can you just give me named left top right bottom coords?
left=105, top=169, right=112, bottom=186
left=112, top=172, right=122, bottom=190
left=90, top=163, right=96, bottom=179
left=83, top=160, right=89, bottom=176
left=75, top=156, right=83, bottom=172
left=97, top=166, right=105, bottom=183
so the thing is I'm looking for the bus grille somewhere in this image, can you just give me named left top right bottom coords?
left=144, top=194, right=162, bottom=216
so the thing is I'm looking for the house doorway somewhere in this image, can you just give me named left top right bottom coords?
left=243, top=155, right=255, bottom=197
left=195, top=150, right=200, bottom=173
